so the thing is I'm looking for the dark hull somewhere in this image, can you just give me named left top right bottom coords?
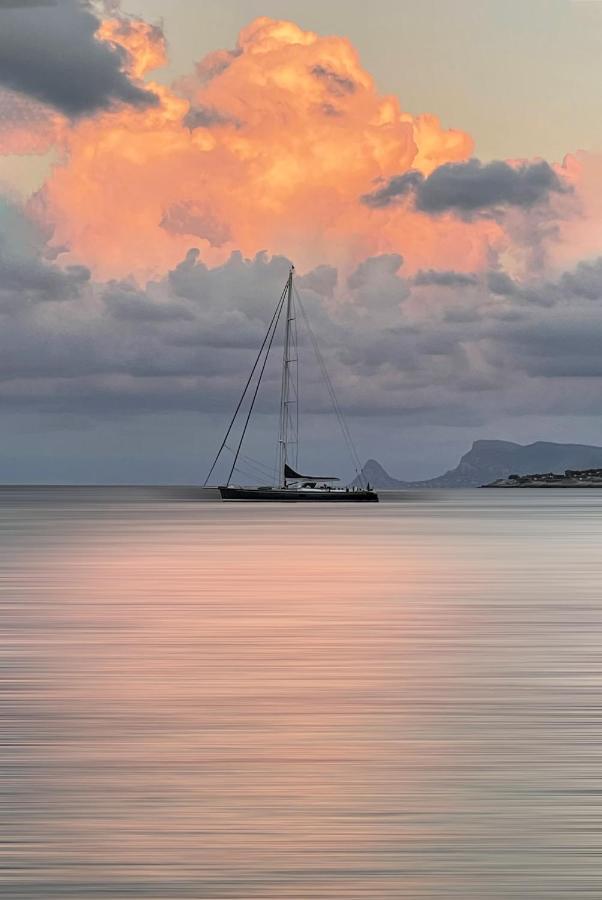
left=219, top=487, right=378, bottom=502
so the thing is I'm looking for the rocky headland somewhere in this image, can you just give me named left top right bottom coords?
left=353, top=440, right=602, bottom=489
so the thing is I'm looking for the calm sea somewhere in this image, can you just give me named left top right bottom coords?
left=2, top=488, right=602, bottom=899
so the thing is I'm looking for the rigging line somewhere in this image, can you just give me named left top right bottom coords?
left=226, top=449, right=276, bottom=482
left=224, top=443, right=275, bottom=478
left=231, top=467, right=270, bottom=486
left=239, top=455, right=275, bottom=479
left=294, top=285, right=366, bottom=486
left=226, top=455, right=270, bottom=483
left=314, top=342, right=364, bottom=479
left=240, top=453, right=275, bottom=484
left=226, top=287, right=286, bottom=486
left=203, top=281, right=289, bottom=486
left=232, top=463, right=267, bottom=483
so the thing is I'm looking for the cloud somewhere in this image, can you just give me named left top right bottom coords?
left=183, top=104, right=240, bottom=130
left=310, top=64, right=356, bottom=96
left=0, top=0, right=158, bottom=115
left=0, top=2, right=57, bottom=7
left=559, top=258, right=602, bottom=300
left=347, top=253, right=404, bottom=288
left=2, top=200, right=602, bottom=437
left=28, top=16, right=479, bottom=279
left=0, top=244, right=89, bottom=305
left=160, top=202, right=232, bottom=247
left=347, top=254, right=409, bottom=309
left=494, top=314, right=602, bottom=380
left=487, top=270, right=518, bottom=297
left=361, top=171, right=423, bottom=208
left=0, top=86, right=61, bottom=154
left=298, top=264, right=338, bottom=297
left=418, top=159, right=569, bottom=214
left=102, top=281, right=195, bottom=322
left=363, top=159, right=569, bottom=216
left=414, top=269, right=478, bottom=287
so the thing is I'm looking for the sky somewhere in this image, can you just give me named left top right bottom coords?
left=1, top=0, right=602, bottom=482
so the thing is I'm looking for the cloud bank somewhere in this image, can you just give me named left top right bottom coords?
left=1, top=197, right=602, bottom=436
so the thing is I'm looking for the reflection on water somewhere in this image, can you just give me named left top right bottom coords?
left=2, top=488, right=602, bottom=898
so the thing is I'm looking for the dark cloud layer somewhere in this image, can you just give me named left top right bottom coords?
left=363, top=159, right=568, bottom=216
left=0, top=0, right=157, bottom=115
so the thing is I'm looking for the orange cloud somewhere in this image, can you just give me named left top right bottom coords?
left=96, top=17, right=168, bottom=79
left=31, top=16, right=509, bottom=280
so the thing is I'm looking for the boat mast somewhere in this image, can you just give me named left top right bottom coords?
left=278, top=266, right=298, bottom=487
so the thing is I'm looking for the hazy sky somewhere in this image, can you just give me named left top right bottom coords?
left=1, top=0, right=602, bottom=482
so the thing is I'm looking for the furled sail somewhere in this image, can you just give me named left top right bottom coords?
left=284, top=464, right=340, bottom=482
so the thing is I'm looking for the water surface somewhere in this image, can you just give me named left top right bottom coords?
left=2, top=489, right=602, bottom=898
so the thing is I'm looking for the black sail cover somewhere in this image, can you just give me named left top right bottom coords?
left=284, top=464, right=339, bottom=481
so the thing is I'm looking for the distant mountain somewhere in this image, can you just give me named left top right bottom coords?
left=353, top=440, right=602, bottom=489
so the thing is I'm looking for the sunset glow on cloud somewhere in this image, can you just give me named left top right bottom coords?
left=26, top=14, right=511, bottom=280
left=1, top=9, right=585, bottom=286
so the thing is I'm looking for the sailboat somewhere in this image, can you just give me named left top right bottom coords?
left=204, top=266, right=378, bottom=502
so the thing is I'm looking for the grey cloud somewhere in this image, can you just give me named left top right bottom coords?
left=362, top=171, right=422, bottom=209
left=417, top=159, right=567, bottom=214
left=195, top=48, right=241, bottom=85
left=559, top=258, right=602, bottom=300
left=497, top=255, right=602, bottom=307
left=347, top=254, right=409, bottom=312
left=298, top=264, right=337, bottom=297
left=0, top=250, right=90, bottom=304
left=495, top=315, right=602, bottom=379
left=487, top=269, right=558, bottom=307
left=487, top=270, right=517, bottom=297
left=311, top=64, right=356, bottom=96
left=160, top=202, right=232, bottom=248
left=167, top=248, right=293, bottom=320
left=321, top=102, right=342, bottom=117
left=443, top=305, right=482, bottom=324
left=414, top=269, right=478, bottom=288
left=43, top=243, right=70, bottom=261
left=347, top=253, right=404, bottom=289
left=166, top=318, right=268, bottom=351
left=167, top=248, right=206, bottom=300
left=0, top=0, right=158, bottom=115
left=103, top=282, right=195, bottom=322
left=0, top=1, right=56, bottom=6
left=362, top=159, right=569, bottom=216
left=183, top=104, right=240, bottom=130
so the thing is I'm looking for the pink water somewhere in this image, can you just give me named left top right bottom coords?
left=3, top=489, right=602, bottom=898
